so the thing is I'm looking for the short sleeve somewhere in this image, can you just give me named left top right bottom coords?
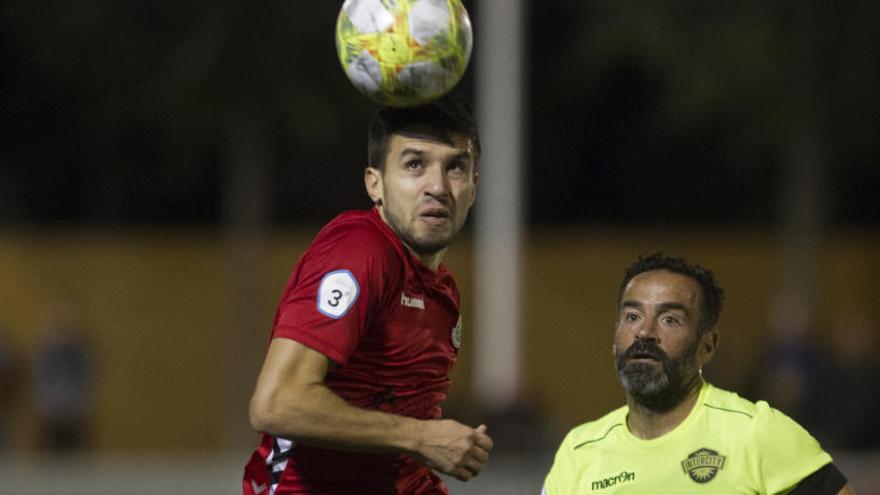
left=753, top=404, right=833, bottom=494
left=543, top=430, right=578, bottom=495
left=272, top=218, right=402, bottom=365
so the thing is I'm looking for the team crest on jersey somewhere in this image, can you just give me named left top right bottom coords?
left=451, top=315, right=462, bottom=349
left=681, top=448, right=726, bottom=483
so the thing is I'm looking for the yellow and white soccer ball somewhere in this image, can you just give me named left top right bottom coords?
left=336, top=0, right=473, bottom=107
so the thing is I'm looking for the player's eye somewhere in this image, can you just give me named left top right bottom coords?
left=447, top=160, right=467, bottom=173
left=623, top=312, right=640, bottom=323
left=405, top=159, right=423, bottom=170
left=662, top=315, right=680, bottom=326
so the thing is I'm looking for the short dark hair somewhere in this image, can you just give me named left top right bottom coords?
left=619, top=253, right=725, bottom=333
left=367, top=93, right=480, bottom=170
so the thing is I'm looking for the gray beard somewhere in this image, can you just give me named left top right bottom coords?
left=616, top=340, right=700, bottom=412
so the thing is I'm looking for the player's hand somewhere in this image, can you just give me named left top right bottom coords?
left=415, top=420, right=493, bottom=481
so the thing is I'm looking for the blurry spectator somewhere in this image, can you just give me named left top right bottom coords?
left=33, top=304, right=94, bottom=453
left=814, top=312, right=880, bottom=450
left=0, top=322, right=24, bottom=451
left=745, top=293, right=831, bottom=433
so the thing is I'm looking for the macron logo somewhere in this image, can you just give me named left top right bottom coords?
left=250, top=480, right=268, bottom=494
left=401, top=292, right=425, bottom=309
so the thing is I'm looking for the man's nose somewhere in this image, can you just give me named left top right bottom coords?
left=424, top=163, right=450, bottom=197
left=635, top=317, right=659, bottom=340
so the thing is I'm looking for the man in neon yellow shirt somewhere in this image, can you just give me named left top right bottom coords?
left=543, top=254, right=855, bottom=494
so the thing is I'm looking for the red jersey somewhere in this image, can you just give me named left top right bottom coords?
left=243, top=209, right=463, bottom=495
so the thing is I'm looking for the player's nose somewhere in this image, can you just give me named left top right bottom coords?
left=635, top=317, right=659, bottom=338
left=423, top=163, right=451, bottom=198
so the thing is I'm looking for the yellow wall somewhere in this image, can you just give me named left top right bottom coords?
left=1, top=227, right=878, bottom=451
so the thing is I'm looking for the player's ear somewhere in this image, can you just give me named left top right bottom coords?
left=465, top=170, right=479, bottom=208
left=700, top=330, right=719, bottom=364
left=364, top=166, right=383, bottom=206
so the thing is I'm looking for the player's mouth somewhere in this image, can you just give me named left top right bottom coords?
left=419, top=207, right=451, bottom=226
left=628, top=352, right=661, bottom=362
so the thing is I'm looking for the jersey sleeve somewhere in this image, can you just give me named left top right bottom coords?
left=753, top=404, right=833, bottom=494
left=543, top=430, right=578, bottom=495
left=271, top=219, right=402, bottom=366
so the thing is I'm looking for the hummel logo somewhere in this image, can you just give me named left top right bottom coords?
left=251, top=480, right=268, bottom=494
left=401, top=292, right=425, bottom=309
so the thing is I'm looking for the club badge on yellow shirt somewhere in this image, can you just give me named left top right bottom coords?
left=681, top=448, right=726, bottom=483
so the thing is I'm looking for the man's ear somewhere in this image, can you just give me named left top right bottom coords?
left=700, top=330, right=720, bottom=366
left=467, top=171, right=479, bottom=207
left=364, top=166, right=383, bottom=206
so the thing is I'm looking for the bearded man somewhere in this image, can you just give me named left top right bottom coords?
left=543, top=253, right=854, bottom=495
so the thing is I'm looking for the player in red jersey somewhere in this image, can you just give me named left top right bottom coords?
left=243, top=95, right=492, bottom=495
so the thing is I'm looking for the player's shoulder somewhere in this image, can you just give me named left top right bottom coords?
left=562, top=405, right=628, bottom=453
left=700, top=382, right=790, bottom=441
left=313, top=210, right=402, bottom=257
left=702, top=382, right=767, bottom=421
left=318, top=209, right=389, bottom=241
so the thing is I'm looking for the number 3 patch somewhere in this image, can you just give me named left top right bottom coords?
left=317, top=270, right=360, bottom=319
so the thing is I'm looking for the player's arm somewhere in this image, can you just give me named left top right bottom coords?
left=248, top=337, right=492, bottom=481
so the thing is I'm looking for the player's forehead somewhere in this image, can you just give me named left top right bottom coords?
left=622, top=270, right=701, bottom=310
left=388, top=128, right=476, bottom=158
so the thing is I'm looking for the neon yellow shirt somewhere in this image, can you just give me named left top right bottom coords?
left=543, top=382, right=832, bottom=494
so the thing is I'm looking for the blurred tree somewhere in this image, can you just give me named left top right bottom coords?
left=528, top=0, right=880, bottom=226
left=0, top=1, right=374, bottom=225
left=0, top=1, right=877, bottom=226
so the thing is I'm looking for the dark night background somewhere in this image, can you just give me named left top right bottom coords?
left=2, top=1, right=877, bottom=228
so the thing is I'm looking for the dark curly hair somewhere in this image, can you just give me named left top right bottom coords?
left=618, top=253, right=725, bottom=333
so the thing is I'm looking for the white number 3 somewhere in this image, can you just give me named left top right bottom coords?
left=317, top=270, right=359, bottom=319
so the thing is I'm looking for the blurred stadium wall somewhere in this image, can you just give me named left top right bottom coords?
left=2, top=227, right=879, bottom=450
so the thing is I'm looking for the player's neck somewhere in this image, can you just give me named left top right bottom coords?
left=403, top=244, right=446, bottom=271
left=625, top=379, right=703, bottom=440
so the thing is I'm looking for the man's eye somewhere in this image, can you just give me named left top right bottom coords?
left=624, top=313, right=639, bottom=322
left=662, top=315, right=680, bottom=325
left=406, top=160, right=422, bottom=169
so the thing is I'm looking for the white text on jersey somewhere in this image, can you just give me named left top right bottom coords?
left=401, top=293, right=425, bottom=309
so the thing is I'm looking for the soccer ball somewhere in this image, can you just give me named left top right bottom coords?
left=335, top=0, right=473, bottom=107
